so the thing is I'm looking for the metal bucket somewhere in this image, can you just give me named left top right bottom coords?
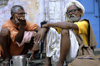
left=10, top=55, right=26, bottom=66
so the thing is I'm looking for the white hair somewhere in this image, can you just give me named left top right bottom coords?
left=65, top=0, right=85, bottom=17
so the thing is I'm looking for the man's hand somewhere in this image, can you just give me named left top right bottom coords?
left=34, top=28, right=47, bottom=44
left=18, top=17, right=26, bottom=26
left=16, top=16, right=26, bottom=26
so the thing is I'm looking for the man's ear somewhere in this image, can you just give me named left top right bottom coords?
left=11, top=13, right=14, bottom=17
left=80, top=9, right=82, bottom=13
left=11, top=13, right=16, bottom=19
left=79, top=10, right=82, bottom=17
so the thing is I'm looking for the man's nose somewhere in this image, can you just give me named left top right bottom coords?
left=69, top=12, right=73, bottom=15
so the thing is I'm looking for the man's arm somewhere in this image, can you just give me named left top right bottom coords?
left=15, top=19, right=26, bottom=43
left=42, top=22, right=78, bottom=30
left=34, top=27, right=48, bottom=44
left=15, top=25, right=25, bottom=43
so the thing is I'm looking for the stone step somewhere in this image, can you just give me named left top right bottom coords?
left=27, top=48, right=100, bottom=59
left=0, top=48, right=100, bottom=66
left=94, top=48, right=100, bottom=56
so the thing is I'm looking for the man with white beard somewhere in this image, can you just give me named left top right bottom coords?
left=42, top=1, right=97, bottom=66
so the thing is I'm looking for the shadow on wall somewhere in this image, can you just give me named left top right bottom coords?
left=0, top=0, right=9, bottom=31
left=0, top=0, right=44, bottom=30
left=0, top=0, right=9, bottom=8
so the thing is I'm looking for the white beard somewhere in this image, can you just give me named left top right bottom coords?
left=67, top=14, right=80, bottom=22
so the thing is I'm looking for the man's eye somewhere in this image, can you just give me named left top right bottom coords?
left=20, top=13, right=23, bottom=14
left=74, top=10, right=76, bottom=11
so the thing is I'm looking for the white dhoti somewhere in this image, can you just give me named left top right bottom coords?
left=46, top=27, right=79, bottom=66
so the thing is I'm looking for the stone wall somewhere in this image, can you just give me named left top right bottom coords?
left=0, top=0, right=75, bottom=30
left=0, top=0, right=8, bottom=8
left=0, top=0, right=44, bottom=30
left=44, top=0, right=76, bottom=23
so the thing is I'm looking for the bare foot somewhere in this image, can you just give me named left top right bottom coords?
left=57, top=63, right=63, bottom=66
left=0, top=60, right=10, bottom=66
left=0, top=57, right=11, bottom=66
left=43, top=63, right=52, bottom=66
left=43, top=57, right=52, bottom=66
left=43, top=60, right=51, bottom=66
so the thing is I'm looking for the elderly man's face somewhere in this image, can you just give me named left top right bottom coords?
left=66, top=5, right=82, bottom=22
left=13, top=7, right=26, bottom=26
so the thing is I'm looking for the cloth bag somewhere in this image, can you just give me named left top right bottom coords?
left=68, top=55, right=100, bottom=66
left=75, top=34, right=94, bottom=56
left=67, top=33, right=97, bottom=66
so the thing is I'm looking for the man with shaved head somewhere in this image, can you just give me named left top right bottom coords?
left=0, top=5, right=47, bottom=66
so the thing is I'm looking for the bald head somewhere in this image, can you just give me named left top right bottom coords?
left=11, top=5, right=24, bottom=15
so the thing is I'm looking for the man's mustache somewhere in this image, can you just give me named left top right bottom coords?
left=69, top=14, right=76, bottom=18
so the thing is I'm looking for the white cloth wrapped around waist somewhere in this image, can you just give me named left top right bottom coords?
left=46, top=27, right=61, bottom=62
left=46, top=27, right=79, bottom=66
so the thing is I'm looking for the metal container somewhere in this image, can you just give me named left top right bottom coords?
left=10, top=55, right=26, bottom=66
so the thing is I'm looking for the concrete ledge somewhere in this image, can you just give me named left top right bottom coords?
left=94, top=48, right=100, bottom=56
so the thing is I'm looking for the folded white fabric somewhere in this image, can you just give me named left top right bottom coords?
left=46, top=27, right=61, bottom=63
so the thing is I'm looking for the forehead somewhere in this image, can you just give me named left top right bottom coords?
left=15, top=7, right=24, bottom=13
left=67, top=5, right=78, bottom=11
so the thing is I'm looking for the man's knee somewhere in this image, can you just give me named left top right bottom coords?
left=1, top=28, right=10, bottom=37
left=61, top=29, right=69, bottom=36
